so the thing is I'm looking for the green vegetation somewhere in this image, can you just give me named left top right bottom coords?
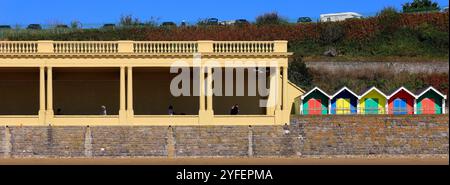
left=402, top=0, right=440, bottom=13
left=0, top=0, right=448, bottom=62
left=255, top=12, right=289, bottom=25
left=288, top=57, right=449, bottom=96
left=288, top=55, right=313, bottom=90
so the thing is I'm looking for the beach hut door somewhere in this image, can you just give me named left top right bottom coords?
left=365, top=98, right=378, bottom=114
left=422, top=98, right=435, bottom=114
left=308, top=98, right=322, bottom=115
left=393, top=98, right=407, bottom=115
left=337, top=98, right=350, bottom=114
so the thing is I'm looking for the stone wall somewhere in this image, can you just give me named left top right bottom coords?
left=0, top=115, right=448, bottom=158
left=305, top=61, right=449, bottom=74
left=174, top=126, right=249, bottom=157
left=90, top=126, right=167, bottom=157
left=0, top=127, right=4, bottom=155
left=282, top=115, right=449, bottom=156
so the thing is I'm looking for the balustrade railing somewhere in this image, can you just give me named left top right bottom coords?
left=213, top=41, right=274, bottom=53
left=53, top=41, right=118, bottom=53
left=0, top=40, right=286, bottom=54
left=133, top=41, right=198, bottom=53
left=0, top=41, right=38, bottom=53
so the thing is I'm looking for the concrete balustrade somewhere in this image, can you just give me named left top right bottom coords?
left=0, top=40, right=287, bottom=54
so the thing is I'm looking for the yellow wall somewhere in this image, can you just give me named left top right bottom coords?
left=358, top=90, right=387, bottom=114
left=288, top=81, right=304, bottom=115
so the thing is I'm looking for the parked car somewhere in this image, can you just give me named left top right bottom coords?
left=55, top=24, right=69, bottom=29
left=0, top=25, right=11, bottom=29
left=235, top=19, right=250, bottom=25
left=102, top=23, right=116, bottom=29
left=161, top=21, right=177, bottom=27
left=27, top=24, right=42, bottom=30
left=297, top=17, right=312, bottom=23
left=219, top=20, right=235, bottom=25
left=199, top=18, right=219, bottom=25
left=207, top=18, right=219, bottom=25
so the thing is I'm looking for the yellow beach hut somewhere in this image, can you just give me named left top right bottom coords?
left=358, top=87, right=388, bottom=114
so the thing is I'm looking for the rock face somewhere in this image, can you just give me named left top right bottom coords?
left=323, top=48, right=338, bottom=57
left=305, top=61, right=449, bottom=74
left=0, top=115, right=448, bottom=157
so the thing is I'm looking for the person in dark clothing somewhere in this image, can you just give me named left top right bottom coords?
left=56, top=108, right=62, bottom=115
left=168, top=105, right=175, bottom=115
left=230, top=104, right=239, bottom=115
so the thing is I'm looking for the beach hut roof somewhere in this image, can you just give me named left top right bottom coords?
left=415, top=86, right=447, bottom=99
left=358, top=86, right=387, bottom=99
left=387, top=86, right=415, bottom=99
left=330, top=86, right=358, bottom=99
left=301, top=87, right=331, bottom=99
left=288, top=81, right=306, bottom=94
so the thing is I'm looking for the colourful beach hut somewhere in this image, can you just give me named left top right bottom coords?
left=330, top=86, right=358, bottom=114
left=300, top=87, right=330, bottom=115
left=415, top=86, right=447, bottom=114
left=358, top=87, right=388, bottom=114
left=387, top=87, right=415, bottom=115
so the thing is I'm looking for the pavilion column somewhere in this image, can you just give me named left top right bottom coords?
left=39, top=67, right=46, bottom=124
left=282, top=66, right=288, bottom=111
left=198, top=65, right=213, bottom=124
left=281, top=66, right=289, bottom=123
left=127, top=66, right=134, bottom=119
left=46, top=67, right=54, bottom=121
left=274, top=67, right=283, bottom=124
left=119, top=66, right=126, bottom=123
left=275, top=67, right=281, bottom=111
left=199, top=66, right=205, bottom=112
left=206, top=67, right=213, bottom=113
left=266, top=67, right=278, bottom=116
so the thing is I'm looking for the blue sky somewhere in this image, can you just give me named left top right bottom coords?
left=1, top=0, right=448, bottom=26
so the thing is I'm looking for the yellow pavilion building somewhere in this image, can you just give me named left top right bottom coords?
left=0, top=40, right=304, bottom=126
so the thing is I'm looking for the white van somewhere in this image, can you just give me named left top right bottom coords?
left=320, top=12, right=362, bottom=22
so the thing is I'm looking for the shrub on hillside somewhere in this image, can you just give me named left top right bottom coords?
left=318, top=22, right=345, bottom=45
left=416, top=23, right=449, bottom=49
left=255, top=12, right=289, bottom=25
left=402, top=0, right=440, bottom=13
left=377, top=7, right=401, bottom=36
left=288, top=56, right=313, bottom=89
left=308, top=67, right=448, bottom=96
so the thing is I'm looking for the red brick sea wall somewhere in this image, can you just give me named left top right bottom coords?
left=1, top=115, right=448, bottom=157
